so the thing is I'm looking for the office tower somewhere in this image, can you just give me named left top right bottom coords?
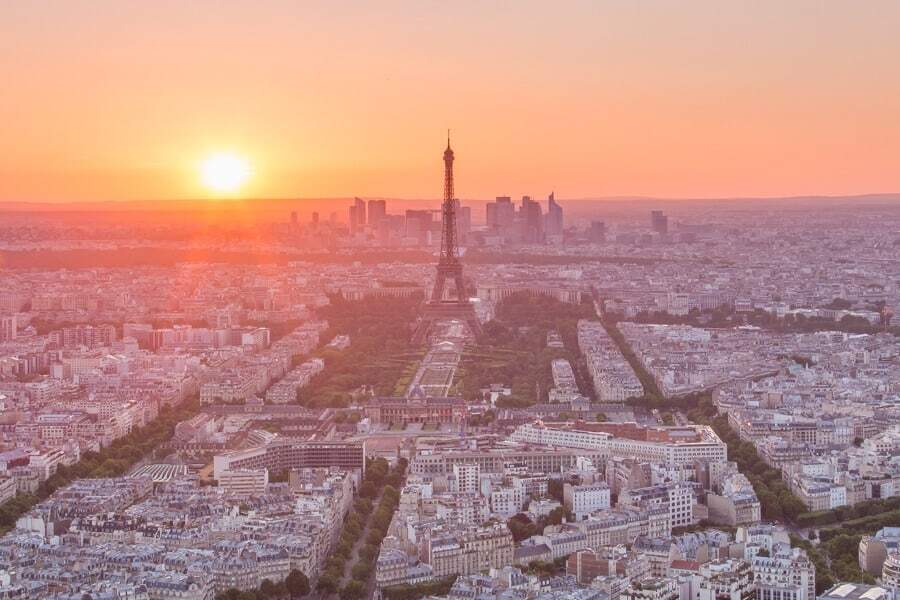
left=545, top=191, right=564, bottom=236
left=368, top=199, right=387, bottom=226
left=348, top=205, right=358, bottom=233
left=459, top=205, right=472, bottom=240
left=589, top=221, right=607, bottom=242
left=386, top=215, right=405, bottom=232
left=405, top=209, right=433, bottom=242
left=354, top=197, right=367, bottom=226
left=496, top=197, right=515, bottom=229
left=412, top=135, right=483, bottom=343
left=520, top=195, right=544, bottom=243
left=290, top=211, right=298, bottom=225
left=311, top=212, right=319, bottom=226
left=453, top=199, right=471, bottom=242
left=486, top=196, right=516, bottom=233
left=651, top=210, right=668, bottom=234
left=486, top=202, right=498, bottom=228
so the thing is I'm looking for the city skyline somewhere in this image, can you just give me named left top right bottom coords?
left=1, top=4, right=899, bottom=600
left=3, top=1, right=900, bottom=202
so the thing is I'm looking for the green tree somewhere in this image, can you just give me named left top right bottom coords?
left=259, top=579, right=277, bottom=598
left=545, top=506, right=566, bottom=526
left=359, top=480, right=378, bottom=499
left=359, top=543, right=380, bottom=563
left=285, top=569, right=310, bottom=598
left=340, top=580, right=366, bottom=600
left=316, top=573, right=339, bottom=594
left=547, top=479, right=564, bottom=503
left=351, top=561, right=371, bottom=581
left=507, top=513, right=538, bottom=542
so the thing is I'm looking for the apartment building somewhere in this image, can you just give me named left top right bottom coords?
left=510, top=422, right=727, bottom=467
left=751, top=548, right=815, bottom=600
left=620, top=483, right=695, bottom=529
left=424, top=524, right=514, bottom=578
left=564, top=482, right=612, bottom=521
left=217, top=469, right=269, bottom=497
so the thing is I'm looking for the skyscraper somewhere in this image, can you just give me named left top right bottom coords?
left=520, top=196, right=544, bottom=243
left=453, top=199, right=471, bottom=243
left=545, top=192, right=564, bottom=237
left=354, top=197, right=367, bottom=226
left=405, top=210, right=433, bottom=243
left=368, top=199, right=386, bottom=226
left=486, top=197, right=513, bottom=228
left=651, top=210, right=668, bottom=234
left=348, top=205, right=358, bottom=233
left=486, top=202, right=498, bottom=229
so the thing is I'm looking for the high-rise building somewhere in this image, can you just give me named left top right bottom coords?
left=290, top=211, right=298, bottom=225
left=405, top=210, right=433, bottom=243
left=486, top=202, right=498, bottom=228
left=496, top=197, right=515, bottom=229
left=486, top=196, right=515, bottom=233
left=368, top=199, right=387, bottom=226
left=520, top=196, right=544, bottom=243
left=348, top=205, right=358, bottom=233
left=545, top=192, right=564, bottom=236
left=311, top=211, right=319, bottom=227
left=452, top=199, right=471, bottom=242
left=354, top=197, right=367, bottom=226
left=589, top=221, right=607, bottom=243
left=651, top=210, right=668, bottom=234
left=459, top=205, right=471, bottom=239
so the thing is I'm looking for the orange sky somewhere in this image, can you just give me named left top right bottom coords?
left=2, top=1, right=899, bottom=202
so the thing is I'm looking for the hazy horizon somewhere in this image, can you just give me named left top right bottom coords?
left=3, top=1, right=900, bottom=203
left=4, top=192, right=900, bottom=208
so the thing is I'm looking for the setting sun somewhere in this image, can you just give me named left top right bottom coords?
left=200, top=153, right=251, bottom=194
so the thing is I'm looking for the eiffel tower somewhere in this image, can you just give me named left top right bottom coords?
left=412, top=134, right=483, bottom=344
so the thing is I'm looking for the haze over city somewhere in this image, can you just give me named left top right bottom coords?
left=1, top=4, right=900, bottom=600
left=3, top=1, right=900, bottom=203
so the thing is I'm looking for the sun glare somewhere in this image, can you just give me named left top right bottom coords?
left=200, top=153, right=251, bottom=194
